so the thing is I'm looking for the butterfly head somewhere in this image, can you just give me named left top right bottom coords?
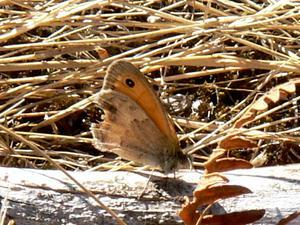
left=160, top=145, right=192, bottom=173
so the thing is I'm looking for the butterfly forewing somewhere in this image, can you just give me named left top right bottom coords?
left=102, top=60, right=178, bottom=144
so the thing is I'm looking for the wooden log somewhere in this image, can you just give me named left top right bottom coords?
left=0, top=164, right=299, bottom=225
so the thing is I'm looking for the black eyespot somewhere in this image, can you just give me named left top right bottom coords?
left=125, top=78, right=135, bottom=88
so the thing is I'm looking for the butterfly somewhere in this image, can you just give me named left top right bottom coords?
left=91, top=60, right=190, bottom=173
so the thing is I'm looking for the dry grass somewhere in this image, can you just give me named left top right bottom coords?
left=0, top=0, right=300, bottom=171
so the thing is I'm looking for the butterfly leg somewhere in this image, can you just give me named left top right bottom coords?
left=137, top=169, right=155, bottom=200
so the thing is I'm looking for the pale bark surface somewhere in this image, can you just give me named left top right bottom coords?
left=0, top=164, right=299, bottom=225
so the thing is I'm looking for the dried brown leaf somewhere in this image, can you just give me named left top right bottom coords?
left=218, top=136, right=257, bottom=150
left=200, top=209, right=265, bottom=225
left=205, top=158, right=253, bottom=173
left=199, top=173, right=229, bottom=187
left=277, top=211, right=300, bottom=225
left=234, top=79, right=300, bottom=128
left=180, top=185, right=253, bottom=225
left=179, top=205, right=200, bottom=225
left=193, top=184, right=252, bottom=204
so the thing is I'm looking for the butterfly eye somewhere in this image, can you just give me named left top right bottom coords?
left=125, top=78, right=135, bottom=88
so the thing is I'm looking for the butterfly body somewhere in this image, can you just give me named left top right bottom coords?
left=91, top=60, right=189, bottom=173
